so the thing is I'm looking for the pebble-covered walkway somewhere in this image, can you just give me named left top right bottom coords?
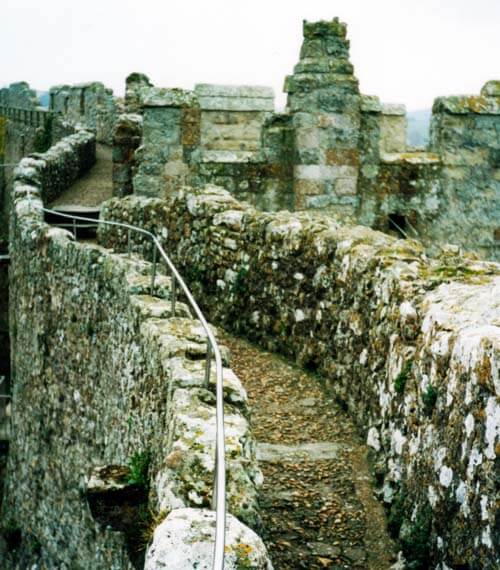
left=50, top=144, right=113, bottom=207
left=221, top=332, right=397, bottom=570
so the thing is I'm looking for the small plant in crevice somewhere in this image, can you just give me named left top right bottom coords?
left=138, top=507, right=169, bottom=551
left=232, top=266, right=249, bottom=296
left=394, top=360, right=412, bottom=395
left=127, top=450, right=151, bottom=489
left=422, top=385, right=438, bottom=417
left=1, top=520, right=22, bottom=552
left=33, top=114, right=53, bottom=154
left=399, top=504, right=433, bottom=570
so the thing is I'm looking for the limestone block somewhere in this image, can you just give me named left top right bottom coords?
left=144, top=508, right=273, bottom=570
left=379, top=114, right=407, bottom=153
left=334, top=176, right=358, bottom=196
left=294, top=128, right=321, bottom=151
left=195, top=84, right=274, bottom=99
left=380, top=152, right=440, bottom=165
left=381, top=103, right=406, bottom=116
left=325, top=148, right=360, bottom=166
left=295, top=164, right=358, bottom=181
left=480, top=80, right=500, bottom=97
left=433, top=95, right=500, bottom=115
left=441, top=148, right=489, bottom=166
left=200, top=150, right=260, bottom=163
left=360, top=95, right=382, bottom=113
left=154, top=387, right=262, bottom=527
left=143, top=88, right=197, bottom=109
left=197, top=97, right=275, bottom=112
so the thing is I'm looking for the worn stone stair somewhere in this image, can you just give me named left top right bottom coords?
left=221, top=333, right=397, bottom=570
left=47, top=144, right=398, bottom=569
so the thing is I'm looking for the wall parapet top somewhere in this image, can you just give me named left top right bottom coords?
left=433, top=93, right=500, bottom=115
left=98, top=186, right=500, bottom=569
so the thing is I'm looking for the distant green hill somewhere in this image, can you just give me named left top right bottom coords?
left=407, top=109, right=431, bottom=148
left=37, top=91, right=50, bottom=108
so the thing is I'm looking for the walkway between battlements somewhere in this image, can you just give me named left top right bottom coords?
left=55, top=151, right=397, bottom=569
left=50, top=143, right=113, bottom=208
left=222, top=333, right=397, bottom=570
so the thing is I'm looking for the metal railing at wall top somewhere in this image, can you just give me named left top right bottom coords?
left=0, top=105, right=54, bottom=127
left=24, top=200, right=227, bottom=570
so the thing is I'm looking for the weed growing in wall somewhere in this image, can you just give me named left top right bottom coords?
left=233, top=266, right=249, bottom=296
left=422, top=385, right=438, bottom=416
left=400, top=504, right=433, bottom=570
left=394, top=361, right=412, bottom=395
left=127, top=450, right=151, bottom=488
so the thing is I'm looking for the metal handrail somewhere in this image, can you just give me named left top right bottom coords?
left=25, top=201, right=227, bottom=569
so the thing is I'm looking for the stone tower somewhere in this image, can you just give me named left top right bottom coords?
left=285, top=18, right=361, bottom=214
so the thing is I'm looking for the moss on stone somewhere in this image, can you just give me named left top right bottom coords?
left=394, top=361, right=412, bottom=395
left=400, top=504, right=433, bottom=570
left=422, top=385, right=438, bottom=417
left=127, top=450, right=151, bottom=488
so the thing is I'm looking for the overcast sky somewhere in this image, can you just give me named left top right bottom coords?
left=1, top=0, right=499, bottom=111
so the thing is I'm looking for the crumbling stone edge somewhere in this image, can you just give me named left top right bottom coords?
left=4, top=133, right=272, bottom=569
left=100, top=186, right=500, bottom=569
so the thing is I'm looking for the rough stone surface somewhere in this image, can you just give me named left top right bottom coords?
left=3, top=136, right=267, bottom=568
left=100, top=186, right=500, bottom=569
left=49, top=82, right=119, bottom=145
left=284, top=18, right=362, bottom=215
left=145, top=508, right=272, bottom=569
left=105, top=22, right=499, bottom=261
left=0, top=82, right=74, bottom=235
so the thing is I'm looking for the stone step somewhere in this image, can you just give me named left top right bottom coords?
left=256, top=441, right=344, bottom=463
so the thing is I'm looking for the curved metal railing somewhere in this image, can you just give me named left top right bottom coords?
left=26, top=202, right=227, bottom=569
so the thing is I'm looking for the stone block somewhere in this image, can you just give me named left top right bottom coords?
left=381, top=103, right=406, bottom=116
left=433, top=95, right=500, bottom=115
left=325, top=148, right=360, bottom=166
left=334, top=176, right=358, bottom=196
left=379, top=114, right=407, bottom=153
left=441, top=148, right=489, bottom=166
left=143, top=88, right=197, bottom=108
left=200, top=150, right=260, bottom=163
left=294, top=179, right=324, bottom=197
left=294, top=127, right=321, bottom=151
left=197, top=96, right=275, bottom=112
left=295, top=164, right=358, bottom=181
left=195, top=84, right=274, bottom=99
left=145, top=508, right=272, bottom=570
left=480, top=80, right=500, bottom=97
left=360, top=95, right=382, bottom=113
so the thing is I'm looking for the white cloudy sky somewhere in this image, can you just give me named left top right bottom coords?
left=1, top=0, right=499, bottom=111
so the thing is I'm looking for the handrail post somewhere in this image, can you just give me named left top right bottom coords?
left=30, top=205, right=227, bottom=570
left=205, top=341, right=211, bottom=388
left=150, top=245, right=157, bottom=296
left=211, top=458, right=218, bottom=510
left=171, top=270, right=177, bottom=316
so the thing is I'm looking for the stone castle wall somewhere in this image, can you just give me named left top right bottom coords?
left=49, top=82, right=119, bottom=145
left=3, top=132, right=270, bottom=568
left=114, top=20, right=499, bottom=263
left=100, top=186, right=500, bottom=569
left=427, top=83, right=500, bottom=258
left=0, top=82, right=70, bottom=244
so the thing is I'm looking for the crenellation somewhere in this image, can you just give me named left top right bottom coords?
left=49, top=82, right=118, bottom=145
left=99, top=186, right=500, bottom=570
left=1, top=15, right=499, bottom=570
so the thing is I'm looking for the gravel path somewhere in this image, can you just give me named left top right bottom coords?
left=50, top=144, right=113, bottom=208
left=221, top=333, right=397, bottom=570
